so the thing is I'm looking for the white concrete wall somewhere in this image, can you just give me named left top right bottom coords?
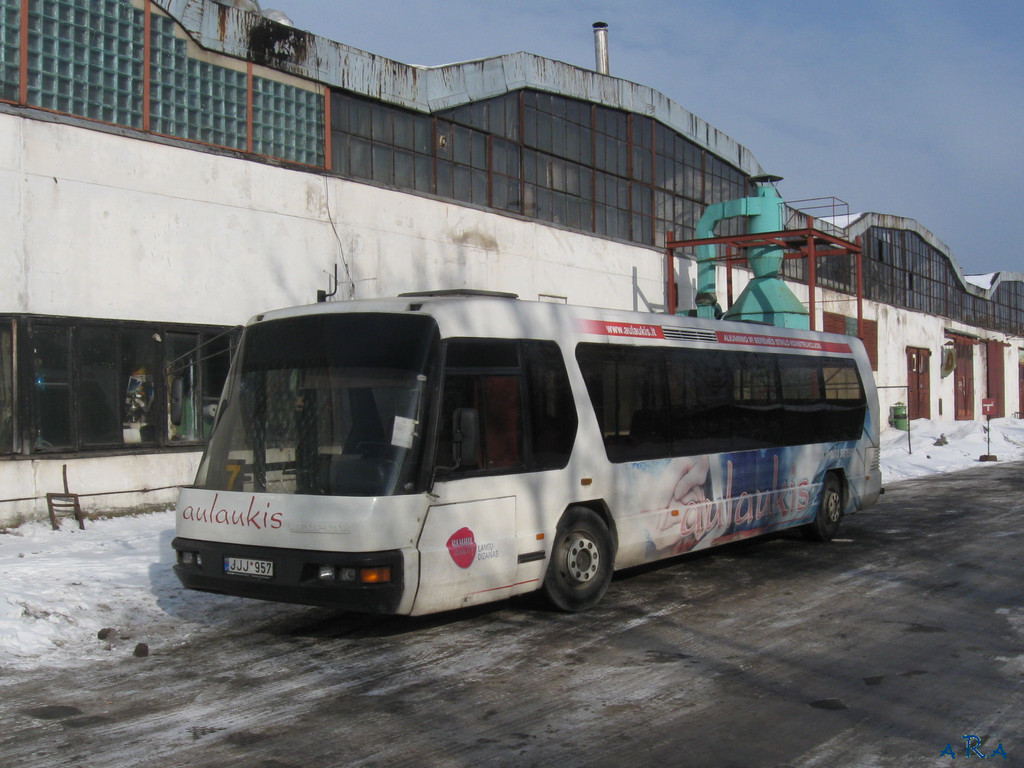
left=2, top=112, right=668, bottom=323
left=0, top=450, right=202, bottom=527
left=871, top=301, right=945, bottom=419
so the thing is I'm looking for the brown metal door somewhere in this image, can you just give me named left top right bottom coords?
left=906, top=347, right=931, bottom=420
left=985, top=340, right=1005, bottom=418
left=954, top=337, right=974, bottom=420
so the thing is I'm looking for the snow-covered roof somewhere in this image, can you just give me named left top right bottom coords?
left=965, top=273, right=997, bottom=290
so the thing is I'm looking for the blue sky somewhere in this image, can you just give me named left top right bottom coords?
left=264, top=0, right=1024, bottom=276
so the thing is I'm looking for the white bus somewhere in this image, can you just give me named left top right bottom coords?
left=173, top=292, right=881, bottom=614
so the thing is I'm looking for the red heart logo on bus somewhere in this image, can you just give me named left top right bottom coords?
left=446, top=527, right=477, bottom=569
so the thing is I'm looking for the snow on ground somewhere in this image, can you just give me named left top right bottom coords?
left=0, top=511, right=305, bottom=672
left=879, top=417, right=1024, bottom=483
left=2, top=418, right=1024, bottom=671
left=0, top=512, right=178, bottom=663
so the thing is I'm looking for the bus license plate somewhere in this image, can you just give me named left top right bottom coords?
left=224, top=556, right=273, bottom=578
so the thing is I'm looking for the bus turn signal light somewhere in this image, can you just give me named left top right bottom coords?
left=359, top=566, right=392, bottom=584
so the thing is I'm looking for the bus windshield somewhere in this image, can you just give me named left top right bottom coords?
left=194, top=313, right=439, bottom=497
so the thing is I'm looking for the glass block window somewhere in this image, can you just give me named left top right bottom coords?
left=0, top=0, right=19, bottom=102
left=252, top=75, right=324, bottom=165
left=148, top=13, right=247, bottom=150
left=26, top=0, right=144, bottom=127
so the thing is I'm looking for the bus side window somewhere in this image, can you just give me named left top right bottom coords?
left=667, top=348, right=732, bottom=456
left=822, top=360, right=867, bottom=440
left=731, top=353, right=782, bottom=450
left=779, top=356, right=823, bottom=446
left=437, top=340, right=524, bottom=474
left=576, top=344, right=671, bottom=462
left=523, top=341, right=577, bottom=470
left=480, top=375, right=522, bottom=468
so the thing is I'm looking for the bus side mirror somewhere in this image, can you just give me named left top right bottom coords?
left=452, top=408, right=480, bottom=469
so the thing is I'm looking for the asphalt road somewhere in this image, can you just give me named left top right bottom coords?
left=2, top=463, right=1022, bottom=768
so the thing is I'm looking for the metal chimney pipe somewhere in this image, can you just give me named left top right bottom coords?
left=593, top=22, right=610, bottom=75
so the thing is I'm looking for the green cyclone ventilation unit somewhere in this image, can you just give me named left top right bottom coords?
left=694, top=178, right=809, bottom=329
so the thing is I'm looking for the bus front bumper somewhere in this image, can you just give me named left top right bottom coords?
left=171, top=537, right=406, bottom=614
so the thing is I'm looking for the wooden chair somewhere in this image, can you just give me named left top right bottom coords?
left=47, top=493, right=86, bottom=531
left=46, top=465, right=86, bottom=530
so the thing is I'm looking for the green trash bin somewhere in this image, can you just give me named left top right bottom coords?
left=890, top=402, right=909, bottom=431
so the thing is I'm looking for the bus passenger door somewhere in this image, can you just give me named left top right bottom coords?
left=413, top=496, right=519, bottom=615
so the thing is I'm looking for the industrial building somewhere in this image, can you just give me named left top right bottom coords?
left=2, top=0, right=1022, bottom=525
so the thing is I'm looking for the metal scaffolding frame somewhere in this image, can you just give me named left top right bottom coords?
left=665, top=213, right=865, bottom=338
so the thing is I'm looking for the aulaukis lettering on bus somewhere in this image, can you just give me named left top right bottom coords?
left=181, top=493, right=283, bottom=530
left=679, top=455, right=811, bottom=539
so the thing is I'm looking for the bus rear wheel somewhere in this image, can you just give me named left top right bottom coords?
left=803, top=474, right=843, bottom=542
left=542, top=507, right=614, bottom=612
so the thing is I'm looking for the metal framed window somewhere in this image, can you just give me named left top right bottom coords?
left=20, top=316, right=237, bottom=456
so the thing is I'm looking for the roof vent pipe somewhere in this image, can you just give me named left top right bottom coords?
left=593, top=22, right=610, bottom=75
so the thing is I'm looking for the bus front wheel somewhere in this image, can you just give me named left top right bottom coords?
left=803, top=474, right=843, bottom=542
left=542, top=507, right=614, bottom=612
